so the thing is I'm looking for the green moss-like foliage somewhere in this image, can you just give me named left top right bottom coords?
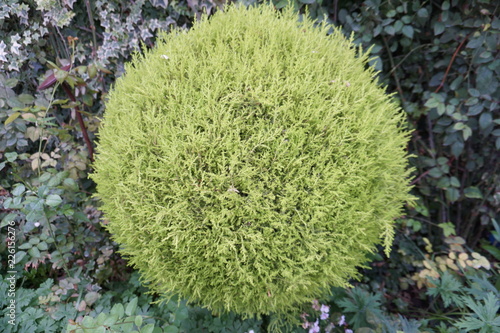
left=91, top=4, right=413, bottom=318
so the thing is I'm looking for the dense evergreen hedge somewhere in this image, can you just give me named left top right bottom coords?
left=91, top=4, right=413, bottom=318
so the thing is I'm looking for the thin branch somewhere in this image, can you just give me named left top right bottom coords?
left=382, top=36, right=406, bottom=104
left=434, top=33, right=471, bottom=93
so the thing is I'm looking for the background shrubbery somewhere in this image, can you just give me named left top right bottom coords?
left=0, top=0, right=498, bottom=332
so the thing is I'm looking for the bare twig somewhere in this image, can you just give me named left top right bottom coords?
left=434, top=33, right=471, bottom=93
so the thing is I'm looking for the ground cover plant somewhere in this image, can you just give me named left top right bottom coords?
left=0, top=0, right=499, bottom=332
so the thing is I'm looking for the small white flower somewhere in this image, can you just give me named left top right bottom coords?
left=345, top=329, right=353, bottom=333
left=320, top=304, right=330, bottom=314
left=338, top=315, right=346, bottom=326
left=161, top=54, right=169, bottom=60
left=309, top=319, right=320, bottom=333
left=34, top=222, right=40, bottom=227
left=248, top=330, right=255, bottom=333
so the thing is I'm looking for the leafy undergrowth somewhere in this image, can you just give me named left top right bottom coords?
left=1, top=0, right=499, bottom=332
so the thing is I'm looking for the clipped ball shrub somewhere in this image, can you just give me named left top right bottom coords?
left=92, top=4, right=413, bottom=318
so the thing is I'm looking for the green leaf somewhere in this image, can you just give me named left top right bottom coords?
left=54, top=69, right=69, bottom=82
left=45, top=194, right=63, bottom=207
left=394, top=20, right=403, bottom=33
left=134, top=315, right=143, bottom=327
left=1, top=213, right=17, bottom=228
left=47, top=171, right=69, bottom=187
left=438, top=222, right=456, bottom=237
left=102, top=314, right=119, bottom=326
left=29, top=246, right=41, bottom=258
left=125, top=297, right=138, bottom=316
left=5, top=152, right=18, bottom=162
left=37, top=241, right=49, bottom=251
left=464, top=186, right=483, bottom=199
left=18, top=94, right=35, bottom=104
left=12, top=184, right=26, bottom=196
left=5, top=112, right=21, bottom=126
left=141, top=324, right=155, bottom=333
left=16, top=251, right=26, bottom=263
left=468, top=88, right=480, bottom=97
left=479, top=112, right=492, bottom=129
left=450, top=177, right=460, bottom=187
left=384, top=25, right=395, bottom=35
left=462, top=125, right=472, bottom=141
left=427, top=271, right=462, bottom=308
left=164, top=326, right=179, bottom=333
left=428, top=167, right=444, bottom=178
left=402, top=25, right=414, bottom=39
left=434, top=22, right=445, bottom=35
left=386, top=10, right=396, bottom=18
left=445, top=188, right=460, bottom=202
left=18, top=242, right=33, bottom=250
left=455, top=293, right=500, bottom=331
left=417, top=8, right=428, bottom=18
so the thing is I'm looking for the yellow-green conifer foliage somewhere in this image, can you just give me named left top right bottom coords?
left=92, top=4, right=413, bottom=318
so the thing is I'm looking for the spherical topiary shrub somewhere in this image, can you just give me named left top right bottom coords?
left=91, top=4, right=413, bottom=318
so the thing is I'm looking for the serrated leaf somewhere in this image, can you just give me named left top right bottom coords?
left=29, top=246, right=41, bottom=258
left=18, top=242, right=33, bottom=250
left=438, top=222, right=456, bottom=237
left=37, top=241, right=48, bottom=251
left=47, top=171, right=69, bottom=187
left=125, top=297, right=138, bottom=316
left=11, top=184, right=25, bottom=196
left=45, top=194, right=63, bottom=207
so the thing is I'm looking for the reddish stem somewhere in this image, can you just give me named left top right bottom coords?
left=434, top=33, right=471, bottom=93
left=61, top=83, right=94, bottom=162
